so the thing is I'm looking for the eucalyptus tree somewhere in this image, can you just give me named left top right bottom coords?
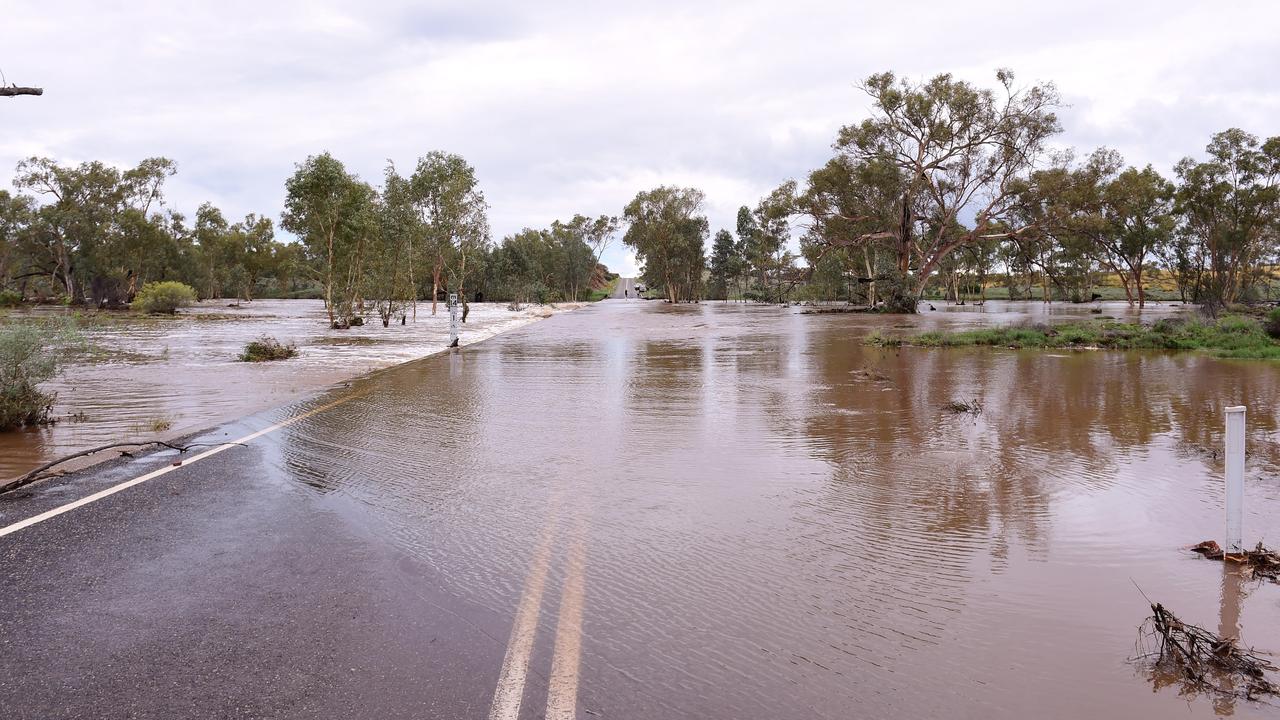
left=14, top=156, right=176, bottom=305
left=1099, top=165, right=1175, bottom=307
left=369, top=165, right=416, bottom=326
left=408, top=151, right=488, bottom=316
left=734, top=206, right=757, bottom=300
left=793, top=156, right=902, bottom=307
left=622, top=186, right=708, bottom=303
left=282, top=152, right=377, bottom=328
left=798, top=69, right=1061, bottom=311
left=1174, top=128, right=1280, bottom=310
left=752, top=184, right=799, bottom=303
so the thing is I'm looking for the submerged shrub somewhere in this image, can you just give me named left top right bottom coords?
left=239, top=336, right=298, bottom=362
left=132, top=281, right=197, bottom=314
left=0, top=321, right=81, bottom=430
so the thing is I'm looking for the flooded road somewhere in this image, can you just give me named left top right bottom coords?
left=0, top=299, right=578, bottom=479
left=4, top=298, right=1279, bottom=718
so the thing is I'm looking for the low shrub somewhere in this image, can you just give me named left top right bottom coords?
left=1265, top=308, right=1280, bottom=340
left=0, top=320, right=81, bottom=430
left=239, top=336, right=298, bottom=362
left=0, top=290, right=22, bottom=307
left=132, top=281, right=197, bottom=314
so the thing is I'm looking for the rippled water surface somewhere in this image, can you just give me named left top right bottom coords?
left=269, top=299, right=1280, bottom=719
left=0, top=300, right=571, bottom=478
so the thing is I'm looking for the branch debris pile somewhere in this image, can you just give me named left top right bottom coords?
left=1135, top=602, right=1278, bottom=703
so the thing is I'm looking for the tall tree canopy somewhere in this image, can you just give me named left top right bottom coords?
left=794, top=69, right=1062, bottom=311
left=622, top=186, right=708, bottom=303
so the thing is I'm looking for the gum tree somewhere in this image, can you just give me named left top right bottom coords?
left=622, top=186, right=708, bottom=303
left=799, top=69, right=1062, bottom=312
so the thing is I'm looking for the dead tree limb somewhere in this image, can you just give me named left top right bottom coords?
left=0, top=86, right=43, bottom=97
left=0, top=440, right=245, bottom=494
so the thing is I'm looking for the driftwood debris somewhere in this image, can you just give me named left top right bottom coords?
left=0, top=439, right=244, bottom=494
left=1191, top=540, right=1280, bottom=583
left=0, top=85, right=43, bottom=97
left=1135, top=602, right=1278, bottom=702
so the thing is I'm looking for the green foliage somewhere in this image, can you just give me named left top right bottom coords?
left=132, top=280, right=197, bottom=314
left=0, top=320, right=81, bottom=429
left=238, top=336, right=298, bottom=362
left=622, top=186, right=708, bottom=303
left=1264, top=308, right=1280, bottom=340
left=879, top=315, right=1280, bottom=359
left=0, top=290, right=21, bottom=307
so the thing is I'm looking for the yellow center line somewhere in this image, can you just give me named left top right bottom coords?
left=546, top=516, right=589, bottom=720
left=0, top=392, right=364, bottom=539
left=489, top=511, right=560, bottom=720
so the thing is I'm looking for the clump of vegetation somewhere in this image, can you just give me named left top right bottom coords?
left=944, top=399, right=983, bottom=415
left=865, top=329, right=902, bottom=347
left=0, top=290, right=22, bottom=307
left=0, top=321, right=81, bottom=430
left=132, top=281, right=197, bottom=314
left=1264, top=308, right=1280, bottom=340
left=875, top=315, right=1280, bottom=360
left=149, top=416, right=173, bottom=432
left=1135, top=602, right=1278, bottom=702
left=238, top=336, right=298, bottom=362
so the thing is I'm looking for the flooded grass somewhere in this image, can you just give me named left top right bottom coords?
left=872, top=314, right=1280, bottom=359
left=238, top=336, right=298, bottom=362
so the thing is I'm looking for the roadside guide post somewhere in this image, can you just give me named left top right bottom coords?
left=448, top=292, right=460, bottom=347
left=1225, top=405, right=1246, bottom=556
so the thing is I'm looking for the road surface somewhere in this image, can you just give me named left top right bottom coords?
left=609, top=276, right=637, bottom=299
left=3, top=300, right=1279, bottom=719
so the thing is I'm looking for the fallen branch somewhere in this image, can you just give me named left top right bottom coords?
left=1134, top=602, right=1278, bottom=703
left=0, top=440, right=243, bottom=494
left=0, top=85, right=43, bottom=97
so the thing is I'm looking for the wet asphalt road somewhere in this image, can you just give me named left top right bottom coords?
left=0, top=419, right=505, bottom=719
left=609, top=277, right=636, bottom=299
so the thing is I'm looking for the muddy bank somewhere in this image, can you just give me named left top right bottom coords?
left=0, top=300, right=583, bottom=479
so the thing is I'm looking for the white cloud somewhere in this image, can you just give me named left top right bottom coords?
left=2, top=0, right=1277, bottom=275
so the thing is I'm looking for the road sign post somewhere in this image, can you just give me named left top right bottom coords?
left=448, top=293, right=460, bottom=347
left=1225, top=405, right=1246, bottom=556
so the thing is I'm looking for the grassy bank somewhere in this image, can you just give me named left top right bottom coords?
left=867, top=314, right=1280, bottom=360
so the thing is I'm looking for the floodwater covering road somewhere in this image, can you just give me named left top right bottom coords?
left=3, top=299, right=1280, bottom=718
left=0, top=299, right=580, bottom=479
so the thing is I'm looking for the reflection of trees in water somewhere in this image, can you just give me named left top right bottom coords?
left=742, top=334, right=1280, bottom=566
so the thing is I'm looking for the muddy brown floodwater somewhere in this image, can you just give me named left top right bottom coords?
left=0, top=299, right=579, bottom=479
left=265, top=299, right=1280, bottom=718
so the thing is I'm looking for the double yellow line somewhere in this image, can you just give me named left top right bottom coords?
left=488, top=509, right=590, bottom=720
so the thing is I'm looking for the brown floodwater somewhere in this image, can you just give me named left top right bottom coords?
left=0, top=299, right=576, bottom=479
left=258, top=298, right=1280, bottom=718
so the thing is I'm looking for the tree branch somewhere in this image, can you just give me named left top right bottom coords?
left=1, top=85, right=43, bottom=97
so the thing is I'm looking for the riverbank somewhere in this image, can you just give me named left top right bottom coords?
left=0, top=299, right=586, bottom=480
left=866, top=312, right=1280, bottom=359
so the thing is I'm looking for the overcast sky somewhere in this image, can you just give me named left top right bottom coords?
left=3, top=1, right=1278, bottom=275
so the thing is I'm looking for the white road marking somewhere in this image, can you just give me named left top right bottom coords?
left=0, top=394, right=361, bottom=538
left=546, top=521, right=588, bottom=720
left=489, top=517, right=560, bottom=720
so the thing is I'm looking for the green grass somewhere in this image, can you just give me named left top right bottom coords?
left=868, top=314, right=1280, bottom=360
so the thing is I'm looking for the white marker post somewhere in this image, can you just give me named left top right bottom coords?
left=1225, top=405, right=1246, bottom=556
left=448, top=292, right=460, bottom=347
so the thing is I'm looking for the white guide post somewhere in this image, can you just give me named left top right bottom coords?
left=449, top=293, right=460, bottom=347
left=1224, top=405, right=1246, bottom=556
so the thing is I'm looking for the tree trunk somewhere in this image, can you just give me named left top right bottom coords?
left=431, top=262, right=441, bottom=315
